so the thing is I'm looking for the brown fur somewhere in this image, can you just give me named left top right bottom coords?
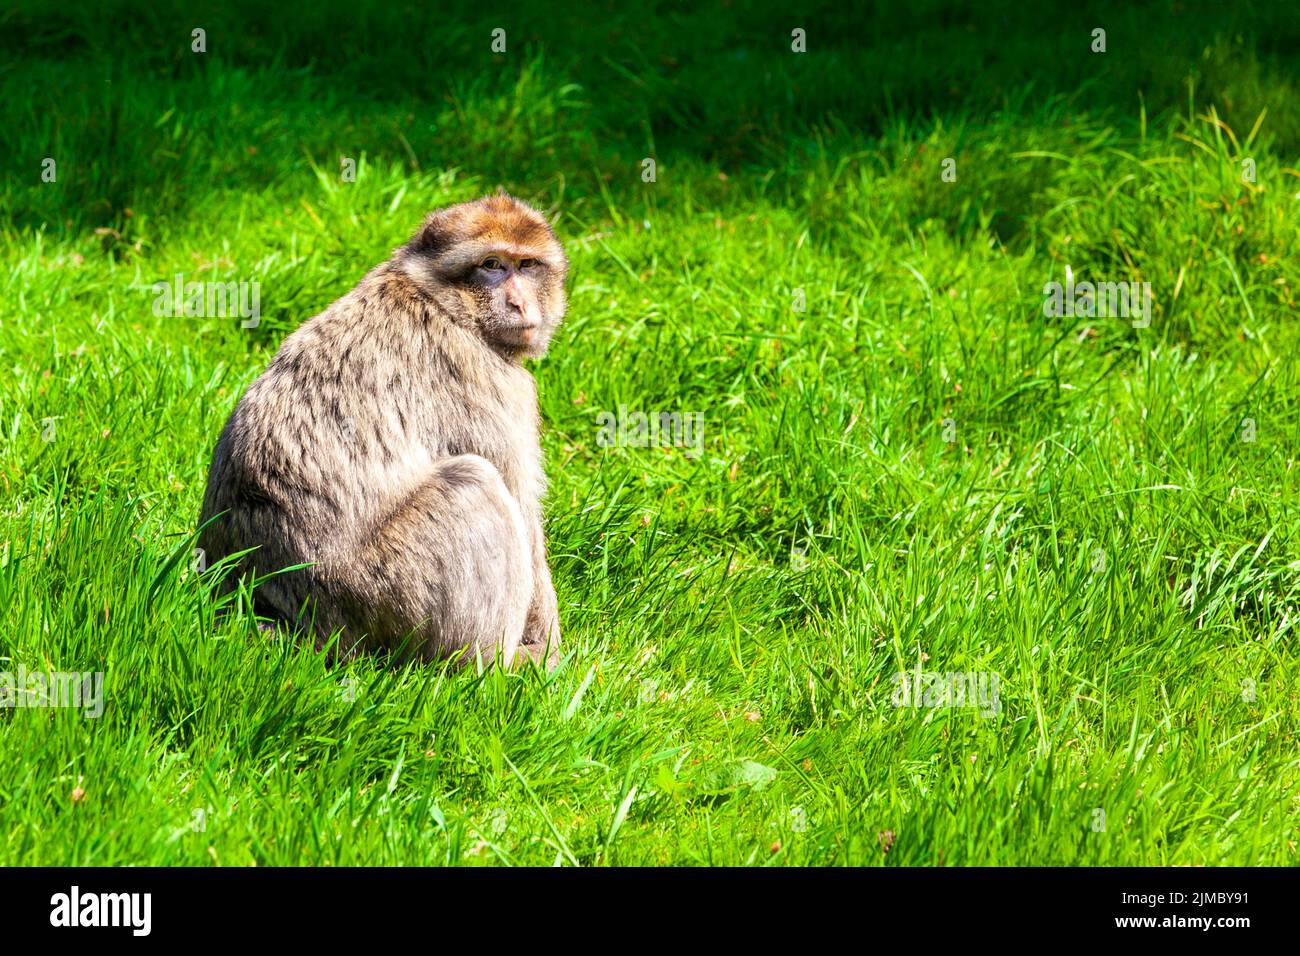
left=198, top=193, right=566, bottom=668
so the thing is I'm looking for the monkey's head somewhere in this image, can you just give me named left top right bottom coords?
left=401, top=193, right=568, bottom=359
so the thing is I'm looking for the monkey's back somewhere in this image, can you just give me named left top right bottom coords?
left=197, top=265, right=544, bottom=637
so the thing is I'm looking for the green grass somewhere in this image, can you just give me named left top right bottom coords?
left=1, top=0, right=1298, bottom=865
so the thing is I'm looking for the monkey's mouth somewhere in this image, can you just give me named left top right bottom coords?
left=493, top=323, right=542, bottom=349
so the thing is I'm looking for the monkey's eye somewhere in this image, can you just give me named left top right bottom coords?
left=480, top=257, right=505, bottom=271
left=520, top=258, right=539, bottom=270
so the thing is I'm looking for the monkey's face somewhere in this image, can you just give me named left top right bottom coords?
left=406, top=194, right=568, bottom=359
left=468, top=253, right=566, bottom=358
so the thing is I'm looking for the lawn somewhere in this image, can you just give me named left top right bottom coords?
left=0, top=0, right=1297, bottom=865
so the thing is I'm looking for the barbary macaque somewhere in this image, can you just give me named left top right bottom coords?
left=198, top=193, right=566, bottom=668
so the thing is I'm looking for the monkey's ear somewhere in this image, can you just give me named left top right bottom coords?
left=412, top=213, right=453, bottom=257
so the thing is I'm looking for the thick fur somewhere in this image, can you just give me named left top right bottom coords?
left=198, top=193, right=566, bottom=667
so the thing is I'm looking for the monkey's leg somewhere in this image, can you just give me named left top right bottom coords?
left=350, top=454, right=534, bottom=666
left=519, top=551, right=561, bottom=669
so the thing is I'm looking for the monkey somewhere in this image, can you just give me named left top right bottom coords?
left=197, top=192, right=566, bottom=669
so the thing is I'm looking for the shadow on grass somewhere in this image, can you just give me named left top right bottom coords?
left=2, top=0, right=1298, bottom=238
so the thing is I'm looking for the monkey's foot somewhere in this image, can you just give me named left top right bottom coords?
left=515, top=637, right=560, bottom=671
